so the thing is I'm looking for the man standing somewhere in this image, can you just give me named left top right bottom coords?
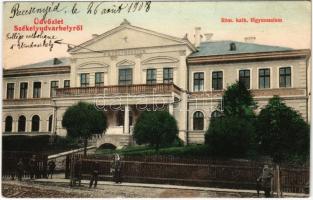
left=89, top=162, right=99, bottom=188
left=257, top=165, right=273, bottom=198
left=47, top=160, right=56, bottom=179
left=16, top=159, right=24, bottom=181
left=28, top=155, right=36, bottom=180
left=112, top=153, right=122, bottom=184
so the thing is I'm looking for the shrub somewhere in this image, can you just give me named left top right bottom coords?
left=222, top=81, right=257, bottom=118
left=205, top=116, right=256, bottom=158
left=133, top=111, right=178, bottom=151
left=256, top=96, right=310, bottom=163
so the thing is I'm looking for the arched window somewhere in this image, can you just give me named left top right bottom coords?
left=48, top=115, right=53, bottom=132
left=211, top=110, right=222, bottom=118
left=5, top=116, right=13, bottom=132
left=18, top=115, right=26, bottom=132
left=31, top=115, right=40, bottom=132
left=193, top=111, right=204, bottom=130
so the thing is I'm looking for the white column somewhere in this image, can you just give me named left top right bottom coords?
left=134, top=54, right=142, bottom=84
left=90, top=73, right=95, bottom=87
left=12, top=119, right=17, bottom=132
left=124, top=105, right=130, bottom=134
left=169, top=103, right=174, bottom=115
left=179, top=51, right=187, bottom=89
left=104, top=73, right=109, bottom=86
left=70, top=58, right=77, bottom=87
left=27, top=120, right=32, bottom=132
left=109, top=56, right=117, bottom=85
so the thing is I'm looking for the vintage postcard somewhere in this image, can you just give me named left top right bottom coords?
left=2, top=1, right=311, bottom=198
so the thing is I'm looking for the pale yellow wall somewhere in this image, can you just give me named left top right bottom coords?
left=3, top=73, right=70, bottom=99
left=189, top=58, right=307, bottom=92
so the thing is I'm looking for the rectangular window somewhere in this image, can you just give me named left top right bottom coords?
left=64, top=80, right=70, bottom=88
left=163, top=68, right=173, bottom=83
left=6, top=83, right=14, bottom=99
left=33, top=82, right=41, bottom=98
left=20, top=82, right=28, bottom=99
left=239, top=70, right=250, bottom=89
left=119, top=68, right=132, bottom=85
left=95, top=72, right=104, bottom=87
left=50, top=81, right=59, bottom=97
left=259, top=69, right=270, bottom=89
left=80, top=73, right=90, bottom=87
left=193, top=72, right=204, bottom=92
left=212, top=71, right=223, bottom=90
left=279, top=67, right=291, bottom=88
left=146, top=69, right=157, bottom=84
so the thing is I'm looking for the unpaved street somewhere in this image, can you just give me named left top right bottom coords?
left=2, top=180, right=254, bottom=198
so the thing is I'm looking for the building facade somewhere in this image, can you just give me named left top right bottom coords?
left=3, top=20, right=311, bottom=147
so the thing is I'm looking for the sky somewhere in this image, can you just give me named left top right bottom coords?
left=2, top=1, right=311, bottom=68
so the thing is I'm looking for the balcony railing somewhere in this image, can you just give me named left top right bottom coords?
left=3, top=98, right=52, bottom=106
left=54, top=83, right=182, bottom=98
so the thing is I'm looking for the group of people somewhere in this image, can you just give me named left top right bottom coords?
left=13, top=155, right=56, bottom=181
left=88, top=153, right=122, bottom=188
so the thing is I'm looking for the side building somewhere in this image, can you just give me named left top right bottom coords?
left=2, top=20, right=311, bottom=147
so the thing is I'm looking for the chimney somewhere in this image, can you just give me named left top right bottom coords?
left=204, top=33, right=213, bottom=41
left=244, top=36, right=256, bottom=43
left=194, top=27, right=201, bottom=47
left=92, top=34, right=99, bottom=38
left=53, top=58, right=62, bottom=65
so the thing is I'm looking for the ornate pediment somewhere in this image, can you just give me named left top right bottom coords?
left=69, top=20, right=196, bottom=54
left=141, top=56, right=179, bottom=65
left=116, top=59, right=135, bottom=67
left=78, top=62, right=109, bottom=69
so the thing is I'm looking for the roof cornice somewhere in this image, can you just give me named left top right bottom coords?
left=187, top=49, right=311, bottom=64
left=3, top=66, right=70, bottom=77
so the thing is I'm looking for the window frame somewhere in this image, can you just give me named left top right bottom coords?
left=80, top=73, right=90, bottom=87
left=279, top=67, right=291, bottom=88
left=239, top=69, right=251, bottom=89
left=64, top=80, right=70, bottom=88
left=193, top=72, right=204, bottom=92
left=18, top=115, right=26, bottom=132
left=212, top=71, right=223, bottom=90
left=95, top=72, right=104, bottom=87
left=6, top=83, right=15, bottom=100
left=258, top=68, right=271, bottom=89
left=193, top=111, right=204, bottom=130
left=5, top=116, right=13, bottom=132
left=20, top=82, right=28, bottom=99
left=33, top=82, right=41, bottom=98
left=146, top=69, right=157, bottom=84
left=118, top=68, right=133, bottom=85
left=31, top=115, right=40, bottom=132
left=163, top=68, right=173, bottom=84
left=50, top=81, right=59, bottom=97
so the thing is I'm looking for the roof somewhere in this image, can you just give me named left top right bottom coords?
left=68, top=19, right=196, bottom=53
left=189, top=40, right=293, bottom=57
left=12, top=57, right=70, bottom=69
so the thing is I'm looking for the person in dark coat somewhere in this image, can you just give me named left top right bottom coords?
left=28, top=155, right=36, bottom=180
left=47, top=160, right=56, bottom=179
left=257, top=165, right=273, bottom=198
left=74, top=160, right=81, bottom=186
left=16, top=158, right=24, bottom=181
left=112, top=153, right=122, bottom=184
left=89, top=162, right=99, bottom=188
